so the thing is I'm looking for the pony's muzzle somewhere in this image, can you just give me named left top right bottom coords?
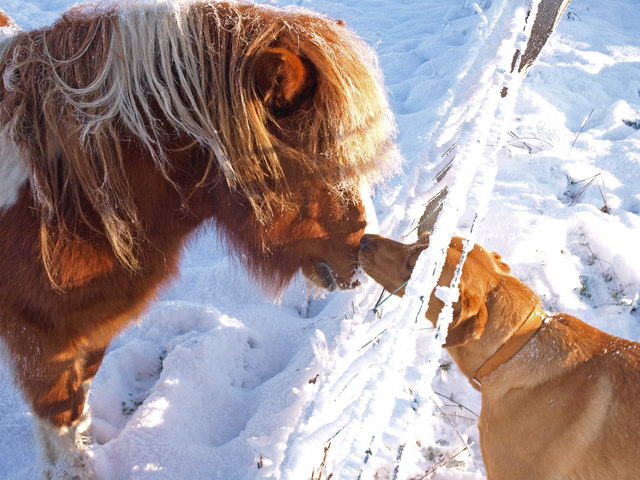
left=317, top=262, right=337, bottom=291
left=313, top=261, right=360, bottom=291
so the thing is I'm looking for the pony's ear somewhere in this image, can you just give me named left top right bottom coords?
left=443, top=287, right=488, bottom=347
left=254, top=48, right=315, bottom=115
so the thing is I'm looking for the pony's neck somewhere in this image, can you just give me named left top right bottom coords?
left=121, top=140, right=218, bottom=248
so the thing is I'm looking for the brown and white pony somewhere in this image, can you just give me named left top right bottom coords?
left=0, top=1, right=396, bottom=477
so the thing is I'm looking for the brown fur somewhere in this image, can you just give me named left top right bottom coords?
left=359, top=233, right=640, bottom=479
left=0, top=1, right=396, bottom=473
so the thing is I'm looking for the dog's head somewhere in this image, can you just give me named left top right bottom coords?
left=359, top=233, right=512, bottom=347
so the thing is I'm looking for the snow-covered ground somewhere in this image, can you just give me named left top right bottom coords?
left=1, top=0, right=639, bottom=478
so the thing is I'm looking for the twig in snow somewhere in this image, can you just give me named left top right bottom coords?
left=334, top=373, right=362, bottom=400
left=430, top=398, right=478, bottom=470
left=433, top=391, right=479, bottom=418
left=358, top=329, right=388, bottom=351
left=568, top=108, right=594, bottom=157
left=568, top=172, right=610, bottom=214
left=599, top=177, right=610, bottom=214
left=435, top=412, right=477, bottom=423
left=506, top=130, right=553, bottom=154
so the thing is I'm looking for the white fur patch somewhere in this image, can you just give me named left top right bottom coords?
left=34, top=386, right=94, bottom=480
left=0, top=132, right=27, bottom=210
left=34, top=417, right=93, bottom=480
left=0, top=23, right=26, bottom=211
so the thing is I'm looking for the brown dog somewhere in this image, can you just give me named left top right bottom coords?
left=359, top=233, right=640, bottom=480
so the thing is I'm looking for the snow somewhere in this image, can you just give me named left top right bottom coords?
left=1, top=0, right=639, bottom=478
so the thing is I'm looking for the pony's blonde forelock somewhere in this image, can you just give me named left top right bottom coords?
left=0, top=0, right=397, bottom=284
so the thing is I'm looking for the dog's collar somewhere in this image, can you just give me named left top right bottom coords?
left=469, top=305, right=547, bottom=390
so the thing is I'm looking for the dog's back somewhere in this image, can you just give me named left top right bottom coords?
left=480, top=312, right=640, bottom=480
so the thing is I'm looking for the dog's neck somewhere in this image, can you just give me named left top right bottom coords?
left=445, top=279, right=545, bottom=385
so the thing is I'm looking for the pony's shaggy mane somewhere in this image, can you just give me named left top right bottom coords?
left=0, top=0, right=396, bottom=284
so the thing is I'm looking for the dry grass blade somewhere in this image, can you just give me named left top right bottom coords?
left=411, top=444, right=469, bottom=480
left=431, top=398, right=478, bottom=470
left=568, top=108, right=594, bottom=157
left=569, top=173, right=599, bottom=206
left=506, top=130, right=553, bottom=154
left=569, top=172, right=610, bottom=213
left=310, top=443, right=333, bottom=480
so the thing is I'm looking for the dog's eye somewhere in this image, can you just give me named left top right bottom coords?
left=406, top=257, right=415, bottom=271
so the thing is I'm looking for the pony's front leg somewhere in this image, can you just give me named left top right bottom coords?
left=7, top=323, right=96, bottom=479
left=30, top=358, right=95, bottom=480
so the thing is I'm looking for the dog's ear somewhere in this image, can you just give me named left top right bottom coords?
left=254, top=48, right=316, bottom=115
left=491, top=252, right=511, bottom=274
left=443, top=284, right=488, bottom=348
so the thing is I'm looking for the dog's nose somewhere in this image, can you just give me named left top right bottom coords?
left=360, top=235, right=370, bottom=252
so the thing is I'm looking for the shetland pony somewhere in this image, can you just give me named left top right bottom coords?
left=0, top=2, right=396, bottom=477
